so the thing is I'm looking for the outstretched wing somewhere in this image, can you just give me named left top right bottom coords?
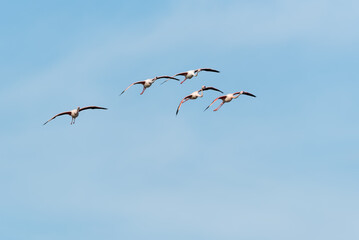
left=173, top=72, right=189, bottom=77
left=196, top=68, right=220, bottom=73
left=176, top=95, right=191, bottom=115
left=154, top=75, right=179, bottom=81
left=204, top=96, right=226, bottom=111
left=234, top=91, right=256, bottom=97
left=161, top=74, right=183, bottom=85
left=79, top=106, right=108, bottom=112
left=43, top=111, right=71, bottom=125
left=155, top=75, right=179, bottom=85
left=202, top=86, right=223, bottom=93
left=119, top=81, right=145, bottom=95
left=242, top=91, right=256, bottom=97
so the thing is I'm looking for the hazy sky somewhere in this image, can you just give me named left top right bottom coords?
left=1, top=1, right=358, bottom=239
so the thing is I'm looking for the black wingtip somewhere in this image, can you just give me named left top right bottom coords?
left=242, top=92, right=256, bottom=98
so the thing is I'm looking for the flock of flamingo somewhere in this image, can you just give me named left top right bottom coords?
left=43, top=68, right=256, bottom=125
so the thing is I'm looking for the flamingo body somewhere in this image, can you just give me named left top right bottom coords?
left=70, top=108, right=80, bottom=118
left=224, top=94, right=235, bottom=102
left=143, top=79, right=153, bottom=88
left=189, top=90, right=202, bottom=99
left=185, top=70, right=196, bottom=79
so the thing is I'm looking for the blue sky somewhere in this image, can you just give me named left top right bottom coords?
left=1, top=0, right=358, bottom=239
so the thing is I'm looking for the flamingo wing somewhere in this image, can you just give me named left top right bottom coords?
left=204, top=96, right=226, bottom=111
left=79, top=106, right=108, bottom=112
left=196, top=68, right=220, bottom=73
left=202, top=86, right=223, bottom=93
left=119, top=81, right=145, bottom=95
left=43, top=111, right=71, bottom=125
left=176, top=95, right=191, bottom=115
left=173, top=72, right=189, bottom=77
left=161, top=74, right=183, bottom=85
left=154, top=75, right=179, bottom=81
left=234, top=91, right=256, bottom=97
left=242, top=91, right=256, bottom=97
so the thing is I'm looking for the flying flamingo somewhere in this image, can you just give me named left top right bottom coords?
left=43, top=106, right=107, bottom=125
left=204, top=91, right=256, bottom=112
left=162, top=68, right=220, bottom=85
left=120, top=76, right=179, bottom=96
left=176, top=86, right=223, bottom=115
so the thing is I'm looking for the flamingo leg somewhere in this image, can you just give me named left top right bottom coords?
left=140, top=87, right=146, bottom=95
left=180, top=77, right=188, bottom=84
left=214, top=102, right=225, bottom=111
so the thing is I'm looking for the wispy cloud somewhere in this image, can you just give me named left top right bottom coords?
left=3, top=0, right=357, bottom=106
left=1, top=2, right=358, bottom=239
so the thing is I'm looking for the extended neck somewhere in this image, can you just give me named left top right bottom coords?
left=198, top=89, right=204, bottom=97
left=233, top=92, right=242, bottom=99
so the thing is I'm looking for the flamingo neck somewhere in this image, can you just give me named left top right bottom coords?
left=233, top=93, right=241, bottom=99
left=199, top=90, right=204, bottom=97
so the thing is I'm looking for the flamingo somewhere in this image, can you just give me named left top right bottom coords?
left=120, top=76, right=179, bottom=96
left=176, top=86, right=223, bottom=115
left=204, top=91, right=256, bottom=112
left=43, top=106, right=107, bottom=125
left=162, top=68, right=220, bottom=85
